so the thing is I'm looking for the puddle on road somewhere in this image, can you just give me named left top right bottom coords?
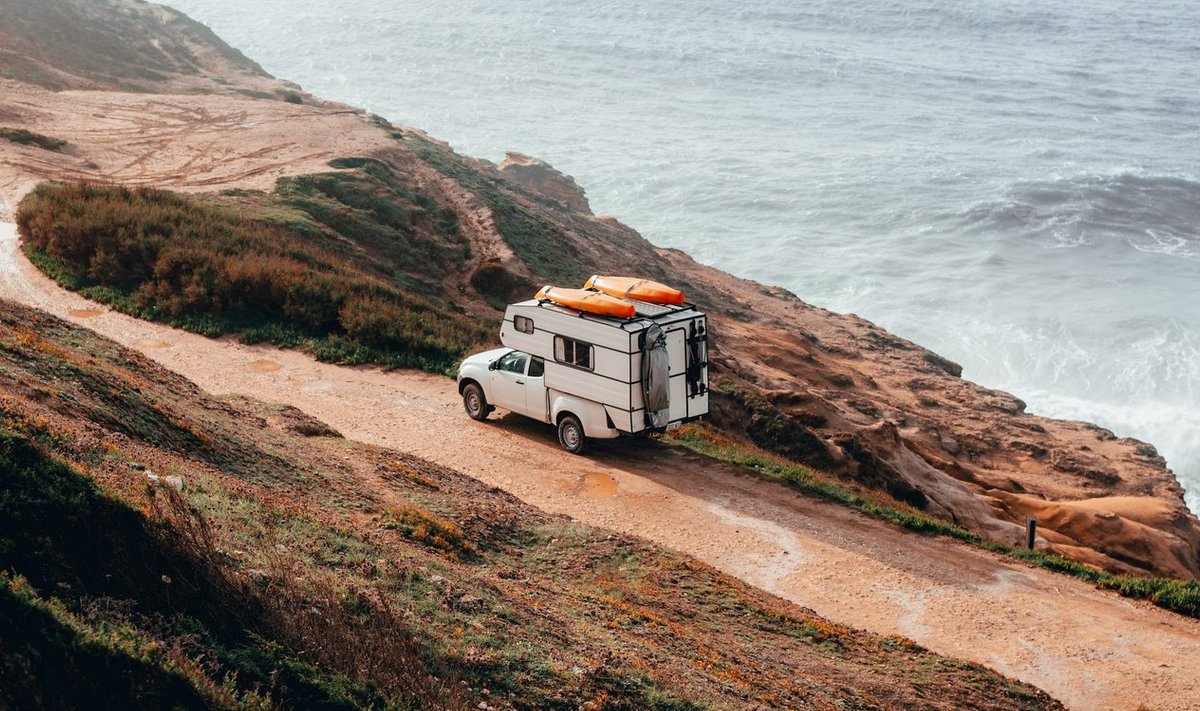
left=136, top=340, right=172, bottom=349
left=69, top=309, right=102, bottom=319
left=249, top=359, right=282, bottom=373
left=579, top=471, right=618, bottom=498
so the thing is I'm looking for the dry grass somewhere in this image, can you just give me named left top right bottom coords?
left=0, top=299, right=1063, bottom=710
left=17, top=176, right=492, bottom=374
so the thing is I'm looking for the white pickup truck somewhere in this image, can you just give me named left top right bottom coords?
left=456, top=346, right=617, bottom=454
left=455, top=292, right=709, bottom=454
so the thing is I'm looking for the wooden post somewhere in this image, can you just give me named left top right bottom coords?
left=1026, top=517, right=1037, bottom=550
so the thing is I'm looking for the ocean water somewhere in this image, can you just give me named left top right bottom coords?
left=161, top=0, right=1200, bottom=512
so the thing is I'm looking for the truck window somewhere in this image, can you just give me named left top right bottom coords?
left=514, top=315, right=534, bottom=334
left=497, top=351, right=528, bottom=373
left=528, top=357, right=545, bottom=377
left=554, top=336, right=593, bottom=370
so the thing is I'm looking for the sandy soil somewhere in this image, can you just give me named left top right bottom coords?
left=3, top=221, right=1199, bottom=709
left=0, top=79, right=386, bottom=211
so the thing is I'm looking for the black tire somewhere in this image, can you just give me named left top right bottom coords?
left=557, top=414, right=587, bottom=455
left=462, top=383, right=488, bottom=421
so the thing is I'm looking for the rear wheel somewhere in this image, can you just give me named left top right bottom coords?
left=557, top=414, right=587, bottom=455
left=462, top=383, right=488, bottom=421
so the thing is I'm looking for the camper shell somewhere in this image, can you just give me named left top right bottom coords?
left=456, top=289, right=709, bottom=453
left=498, top=296, right=709, bottom=435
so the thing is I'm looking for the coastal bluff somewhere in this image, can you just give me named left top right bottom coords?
left=1, top=0, right=1196, bottom=580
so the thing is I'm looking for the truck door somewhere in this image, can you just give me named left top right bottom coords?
left=523, top=357, right=549, bottom=422
left=490, top=351, right=528, bottom=413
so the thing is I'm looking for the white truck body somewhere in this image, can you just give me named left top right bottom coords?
left=456, top=296, right=709, bottom=451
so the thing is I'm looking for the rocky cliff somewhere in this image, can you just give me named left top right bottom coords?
left=1, top=0, right=1196, bottom=580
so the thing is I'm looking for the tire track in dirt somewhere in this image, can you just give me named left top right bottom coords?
left=2, top=220, right=1199, bottom=710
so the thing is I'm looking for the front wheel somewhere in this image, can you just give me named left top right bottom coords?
left=462, top=383, right=488, bottom=421
left=557, top=414, right=587, bottom=455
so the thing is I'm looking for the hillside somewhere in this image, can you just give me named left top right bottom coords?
left=5, top=82, right=1198, bottom=579
left=1, top=1, right=1199, bottom=708
left=0, top=298, right=1062, bottom=709
left=0, top=0, right=278, bottom=94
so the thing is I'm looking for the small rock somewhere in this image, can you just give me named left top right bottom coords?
left=146, top=473, right=185, bottom=492
left=429, top=575, right=446, bottom=585
left=247, top=569, right=269, bottom=586
left=129, top=462, right=146, bottom=471
left=454, top=594, right=485, bottom=612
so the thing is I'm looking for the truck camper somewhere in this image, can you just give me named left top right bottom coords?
left=456, top=276, right=709, bottom=453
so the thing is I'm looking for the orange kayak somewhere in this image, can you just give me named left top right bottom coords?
left=583, top=275, right=685, bottom=305
left=535, top=285, right=636, bottom=318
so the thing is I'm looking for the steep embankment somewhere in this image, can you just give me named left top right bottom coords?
left=7, top=108, right=1197, bottom=578
left=4, top=3, right=1196, bottom=580
left=0, top=0, right=1198, bottom=707
left=0, top=0, right=277, bottom=94
left=0, top=297, right=1067, bottom=710
left=3, top=221, right=1200, bottom=711
left=2, top=7, right=1195, bottom=574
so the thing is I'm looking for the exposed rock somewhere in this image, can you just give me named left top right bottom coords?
left=990, top=492, right=1200, bottom=578
left=497, top=152, right=592, bottom=214
left=1051, top=451, right=1121, bottom=486
left=145, top=472, right=185, bottom=492
left=680, top=269, right=1200, bottom=577
left=921, top=351, right=963, bottom=377
left=266, top=404, right=342, bottom=438
left=469, top=258, right=534, bottom=302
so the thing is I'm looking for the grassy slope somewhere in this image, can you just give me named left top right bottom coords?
left=0, top=300, right=1061, bottom=709
left=17, top=145, right=1200, bottom=617
left=0, top=0, right=270, bottom=92
left=17, top=162, right=492, bottom=374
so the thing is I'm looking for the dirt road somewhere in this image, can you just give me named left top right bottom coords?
left=2, top=220, right=1198, bottom=710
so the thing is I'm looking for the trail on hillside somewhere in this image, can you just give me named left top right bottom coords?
left=2, top=220, right=1198, bottom=711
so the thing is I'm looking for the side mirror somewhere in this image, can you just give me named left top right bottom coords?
left=488, top=360, right=499, bottom=371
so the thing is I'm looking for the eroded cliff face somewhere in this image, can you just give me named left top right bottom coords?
left=395, top=137, right=1200, bottom=578
left=0, top=0, right=289, bottom=96
left=498, top=152, right=592, bottom=214
left=678, top=273, right=1200, bottom=579
left=1, top=0, right=1196, bottom=579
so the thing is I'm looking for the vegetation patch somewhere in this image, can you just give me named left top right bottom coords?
left=0, top=127, right=67, bottom=151
left=401, top=133, right=592, bottom=285
left=0, top=427, right=442, bottom=710
left=381, top=504, right=476, bottom=560
left=0, top=299, right=1061, bottom=710
left=17, top=168, right=493, bottom=374
left=664, top=423, right=1200, bottom=619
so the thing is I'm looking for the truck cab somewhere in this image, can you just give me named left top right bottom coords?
left=457, top=346, right=621, bottom=454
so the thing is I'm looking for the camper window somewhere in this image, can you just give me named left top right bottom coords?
left=554, top=336, right=593, bottom=371
left=514, top=315, right=534, bottom=334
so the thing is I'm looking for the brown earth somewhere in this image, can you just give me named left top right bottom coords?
left=1, top=2, right=1199, bottom=705
left=3, top=298, right=1066, bottom=710
left=2, top=70, right=1196, bottom=580
left=3, top=219, right=1200, bottom=711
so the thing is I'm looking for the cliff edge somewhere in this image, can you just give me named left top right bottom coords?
left=1, top=0, right=1196, bottom=580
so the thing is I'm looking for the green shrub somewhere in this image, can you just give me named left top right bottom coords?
left=0, top=127, right=67, bottom=151
left=16, top=175, right=493, bottom=374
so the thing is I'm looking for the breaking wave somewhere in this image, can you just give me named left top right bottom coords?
left=961, top=172, right=1200, bottom=259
